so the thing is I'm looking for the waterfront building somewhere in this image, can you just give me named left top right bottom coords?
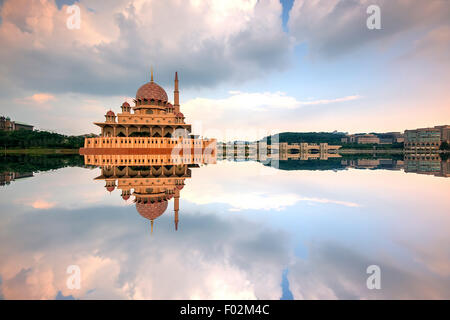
left=0, top=116, right=33, bottom=131
left=79, top=69, right=216, bottom=157
left=404, top=125, right=450, bottom=152
left=341, top=132, right=405, bottom=144
left=81, top=69, right=217, bottom=232
left=341, top=133, right=380, bottom=144
left=377, top=132, right=405, bottom=144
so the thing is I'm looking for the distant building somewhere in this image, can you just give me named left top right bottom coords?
left=378, top=132, right=405, bottom=144
left=0, top=116, right=33, bottom=131
left=341, top=132, right=404, bottom=144
left=341, top=133, right=380, bottom=144
left=404, top=125, right=450, bottom=152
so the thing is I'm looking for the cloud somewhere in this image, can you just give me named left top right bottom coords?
left=0, top=205, right=292, bottom=299
left=0, top=0, right=293, bottom=96
left=288, top=0, right=450, bottom=58
left=182, top=161, right=361, bottom=211
left=288, top=242, right=450, bottom=299
left=207, top=91, right=361, bottom=109
left=406, top=25, right=450, bottom=62
left=1, top=162, right=450, bottom=299
left=15, top=93, right=56, bottom=106
left=190, top=192, right=360, bottom=212
left=30, top=200, right=56, bottom=210
left=183, top=91, right=361, bottom=140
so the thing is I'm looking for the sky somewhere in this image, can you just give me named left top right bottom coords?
left=0, top=0, right=449, bottom=140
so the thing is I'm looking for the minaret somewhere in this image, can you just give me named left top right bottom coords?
left=174, top=72, right=180, bottom=113
left=174, top=189, right=180, bottom=231
left=151, top=220, right=154, bottom=234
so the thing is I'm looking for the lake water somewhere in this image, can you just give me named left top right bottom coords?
left=0, top=154, right=449, bottom=299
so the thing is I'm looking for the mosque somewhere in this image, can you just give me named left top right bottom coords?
left=81, top=69, right=216, bottom=233
left=79, top=69, right=216, bottom=157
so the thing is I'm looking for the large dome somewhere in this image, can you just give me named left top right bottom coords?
left=136, top=200, right=168, bottom=220
left=136, top=81, right=168, bottom=102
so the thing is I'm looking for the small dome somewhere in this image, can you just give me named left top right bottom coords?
left=106, top=110, right=115, bottom=116
left=176, top=184, right=184, bottom=190
left=136, top=81, right=168, bottom=102
left=166, top=102, right=173, bottom=108
left=122, top=102, right=130, bottom=107
left=106, top=186, right=115, bottom=192
left=122, top=194, right=130, bottom=201
left=136, top=201, right=168, bottom=220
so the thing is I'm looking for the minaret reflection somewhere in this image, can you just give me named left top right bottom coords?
left=90, top=153, right=216, bottom=233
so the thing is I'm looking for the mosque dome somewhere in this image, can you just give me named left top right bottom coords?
left=106, top=110, right=115, bottom=116
left=122, top=102, right=130, bottom=107
left=136, top=81, right=168, bottom=102
left=136, top=200, right=168, bottom=220
left=106, top=186, right=115, bottom=192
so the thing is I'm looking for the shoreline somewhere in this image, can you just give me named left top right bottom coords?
left=338, top=149, right=404, bottom=154
left=3, top=148, right=448, bottom=156
left=2, top=148, right=80, bottom=155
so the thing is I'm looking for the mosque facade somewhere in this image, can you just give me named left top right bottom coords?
left=79, top=70, right=216, bottom=156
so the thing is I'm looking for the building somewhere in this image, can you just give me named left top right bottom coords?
left=0, top=116, right=33, bottom=131
left=377, top=132, right=404, bottom=144
left=80, top=68, right=217, bottom=233
left=79, top=69, right=216, bottom=156
left=404, top=125, right=450, bottom=152
left=341, top=134, right=380, bottom=144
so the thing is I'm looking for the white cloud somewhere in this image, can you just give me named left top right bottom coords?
left=183, top=161, right=361, bottom=211
left=0, top=0, right=293, bottom=96
left=15, top=93, right=56, bottom=107
left=182, top=91, right=361, bottom=140
left=30, top=200, right=56, bottom=210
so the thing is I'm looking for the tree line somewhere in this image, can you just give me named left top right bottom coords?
left=0, top=154, right=85, bottom=173
left=0, top=130, right=88, bottom=149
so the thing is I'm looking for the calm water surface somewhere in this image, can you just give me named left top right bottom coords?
left=0, top=155, right=449, bottom=299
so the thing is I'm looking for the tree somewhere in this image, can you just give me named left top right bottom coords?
left=440, top=141, right=450, bottom=151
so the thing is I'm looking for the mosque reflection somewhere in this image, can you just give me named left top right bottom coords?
left=89, top=152, right=448, bottom=234
left=86, top=153, right=216, bottom=233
